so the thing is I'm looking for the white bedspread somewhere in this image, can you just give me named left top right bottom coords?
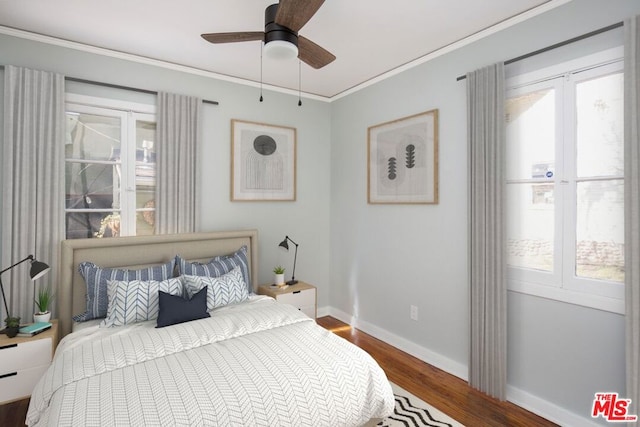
left=26, top=297, right=394, bottom=426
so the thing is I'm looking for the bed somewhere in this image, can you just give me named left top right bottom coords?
left=26, top=230, right=394, bottom=426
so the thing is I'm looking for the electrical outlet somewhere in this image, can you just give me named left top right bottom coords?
left=410, top=305, right=418, bottom=321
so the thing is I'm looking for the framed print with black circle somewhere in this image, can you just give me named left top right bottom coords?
left=231, top=119, right=297, bottom=201
left=367, top=109, right=439, bottom=204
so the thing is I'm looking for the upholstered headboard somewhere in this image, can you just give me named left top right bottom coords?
left=57, top=230, right=259, bottom=338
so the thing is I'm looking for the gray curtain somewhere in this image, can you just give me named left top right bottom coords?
left=625, top=15, right=640, bottom=421
left=155, top=92, right=201, bottom=234
left=2, top=66, right=65, bottom=324
left=466, top=63, right=507, bottom=400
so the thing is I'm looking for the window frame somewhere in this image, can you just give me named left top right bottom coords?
left=65, top=94, right=156, bottom=238
left=505, top=47, right=625, bottom=314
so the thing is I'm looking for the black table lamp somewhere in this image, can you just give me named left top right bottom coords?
left=1, top=255, right=50, bottom=333
left=278, top=236, right=299, bottom=285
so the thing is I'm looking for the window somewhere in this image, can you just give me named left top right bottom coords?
left=65, top=95, right=156, bottom=239
left=505, top=48, right=624, bottom=313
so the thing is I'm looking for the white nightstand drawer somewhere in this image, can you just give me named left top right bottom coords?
left=0, top=364, right=49, bottom=403
left=278, top=288, right=315, bottom=308
left=299, top=305, right=316, bottom=319
left=0, top=338, right=52, bottom=374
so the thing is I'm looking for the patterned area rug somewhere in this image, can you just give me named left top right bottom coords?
left=378, top=383, right=465, bottom=427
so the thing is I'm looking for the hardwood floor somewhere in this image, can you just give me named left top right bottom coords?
left=1, top=316, right=558, bottom=427
left=316, top=316, right=558, bottom=427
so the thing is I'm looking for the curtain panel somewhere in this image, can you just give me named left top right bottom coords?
left=466, top=63, right=507, bottom=400
left=2, top=65, right=65, bottom=323
left=625, top=14, right=640, bottom=421
left=155, top=92, right=201, bottom=234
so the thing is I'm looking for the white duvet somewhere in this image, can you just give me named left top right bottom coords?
left=26, top=296, right=394, bottom=426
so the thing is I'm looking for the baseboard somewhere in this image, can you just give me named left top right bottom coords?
left=318, top=305, right=598, bottom=427
left=506, top=386, right=602, bottom=427
left=319, top=306, right=468, bottom=380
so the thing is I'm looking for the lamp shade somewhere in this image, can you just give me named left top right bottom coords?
left=279, top=238, right=289, bottom=250
left=30, top=260, right=50, bottom=281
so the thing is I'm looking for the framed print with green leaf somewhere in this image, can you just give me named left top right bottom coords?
left=367, top=109, right=439, bottom=204
left=231, top=119, right=297, bottom=201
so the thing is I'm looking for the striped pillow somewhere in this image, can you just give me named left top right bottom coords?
left=101, top=277, right=184, bottom=327
left=176, top=246, right=251, bottom=293
left=183, top=266, right=249, bottom=311
left=74, top=259, right=176, bottom=322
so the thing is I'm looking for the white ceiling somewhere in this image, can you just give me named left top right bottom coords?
left=0, top=0, right=561, bottom=100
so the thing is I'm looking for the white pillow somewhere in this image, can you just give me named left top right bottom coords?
left=183, top=266, right=249, bottom=311
left=102, top=277, right=184, bottom=327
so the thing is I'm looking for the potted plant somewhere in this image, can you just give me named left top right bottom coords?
left=4, top=316, right=20, bottom=338
left=34, top=284, right=54, bottom=323
left=273, top=266, right=286, bottom=287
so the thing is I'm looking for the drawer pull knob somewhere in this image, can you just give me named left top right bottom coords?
left=0, top=344, right=17, bottom=351
left=0, top=372, right=17, bottom=379
left=293, top=290, right=301, bottom=294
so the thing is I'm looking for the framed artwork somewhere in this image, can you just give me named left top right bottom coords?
left=367, top=109, right=439, bottom=204
left=231, top=119, right=296, bottom=201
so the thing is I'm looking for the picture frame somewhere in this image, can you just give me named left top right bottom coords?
left=231, top=119, right=296, bottom=201
left=367, top=109, right=439, bottom=204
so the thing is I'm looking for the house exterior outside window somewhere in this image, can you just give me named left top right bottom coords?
left=65, top=95, right=156, bottom=239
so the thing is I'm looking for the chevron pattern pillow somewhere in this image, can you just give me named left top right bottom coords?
left=74, top=259, right=176, bottom=322
left=176, top=246, right=251, bottom=293
left=183, top=266, right=249, bottom=311
left=101, top=277, right=184, bottom=327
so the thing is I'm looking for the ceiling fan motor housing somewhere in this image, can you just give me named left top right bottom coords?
left=264, top=3, right=298, bottom=47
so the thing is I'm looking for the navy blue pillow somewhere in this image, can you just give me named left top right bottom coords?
left=156, top=287, right=210, bottom=328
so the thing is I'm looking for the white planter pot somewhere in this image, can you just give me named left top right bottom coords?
left=34, top=311, right=51, bottom=323
left=275, top=273, right=285, bottom=286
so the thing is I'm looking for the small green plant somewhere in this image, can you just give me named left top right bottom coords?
left=35, top=284, right=54, bottom=314
left=5, top=316, right=20, bottom=328
left=273, top=265, right=285, bottom=274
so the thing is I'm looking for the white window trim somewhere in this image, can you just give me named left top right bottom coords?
left=506, top=47, right=625, bottom=315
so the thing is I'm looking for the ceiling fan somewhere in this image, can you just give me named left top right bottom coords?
left=201, top=0, right=336, bottom=69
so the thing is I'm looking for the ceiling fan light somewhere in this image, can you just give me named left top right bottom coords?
left=264, top=40, right=298, bottom=60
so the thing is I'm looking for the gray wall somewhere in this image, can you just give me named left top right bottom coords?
left=329, top=0, right=639, bottom=426
left=0, top=33, right=332, bottom=307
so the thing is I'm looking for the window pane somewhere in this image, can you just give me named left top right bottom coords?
left=65, top=162, right=120, bottom=209
left=506, top=88, right=556, bottom=180
left=576, top=179, right=624, bottom=282
left=507, top=183, right=554, bottom=272
left=576, top=72, right=623, bottom=177
left=136, top=120, right=156, bottom=192
left=66, top=211, right=119, bottom=239
left=66, top=113, right=121, bottom=161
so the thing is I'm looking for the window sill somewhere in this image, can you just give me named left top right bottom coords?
left=508, top=279, right=624, bottom=314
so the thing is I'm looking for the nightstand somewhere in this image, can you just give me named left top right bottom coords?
left=0, top=319, right=58, bottom=404
left=258, top=281, right=317, bottom=319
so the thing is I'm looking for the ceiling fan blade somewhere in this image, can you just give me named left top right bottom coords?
left=201, top=32, right=264, bottom=44
left=275, top=0, right=325, bottom=32
left=298, top=36, right=335, bottom=69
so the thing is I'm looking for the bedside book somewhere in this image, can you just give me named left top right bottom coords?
left=18, top=321, right=52, bottom=337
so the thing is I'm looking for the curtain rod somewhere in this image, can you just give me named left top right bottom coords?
left=0, top=66, right=219, bottom=105
left=456, top=21, right=624, bottom=81
left=66, top=77, right=219, bottom=105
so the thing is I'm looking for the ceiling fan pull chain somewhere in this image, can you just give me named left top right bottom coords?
left=298, top=59, right=302, bottom=107
left=259, top=43, right=264, bottom=102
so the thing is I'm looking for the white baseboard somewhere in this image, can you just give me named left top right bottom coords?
left=507, top=386, right=602, bottom=427
left=318, top=305, right=599, bottom=427
left=319, top=306, right=467, bottom=380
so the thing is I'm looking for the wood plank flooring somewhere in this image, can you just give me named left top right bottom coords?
left=1, top=316, right=558, bottom=427
left=316, top=316, right=558, bottom=427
